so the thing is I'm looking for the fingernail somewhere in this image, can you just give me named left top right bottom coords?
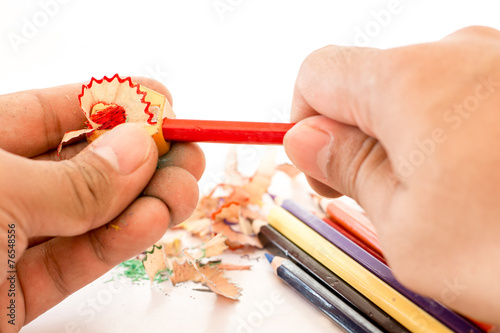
left=284, top=123, right=332, bottom=181
left=92, top=124, right=154, bottom=175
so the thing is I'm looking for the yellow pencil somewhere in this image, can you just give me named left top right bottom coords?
left=267, top=206, right=452, bottom=333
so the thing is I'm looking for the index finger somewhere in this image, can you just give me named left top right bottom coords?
left=291, top=45, right=385, bottom=138
left=0, top=76, right=173, bottom=157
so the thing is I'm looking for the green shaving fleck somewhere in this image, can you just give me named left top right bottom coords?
left=143, top=243, right=162, bottom=256
left=114, top=259, right=171, bottom=284
left=199, top=259, right=222, bottom=267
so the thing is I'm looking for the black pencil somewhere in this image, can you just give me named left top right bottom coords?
left=266, top=254, right=383, bottom=333
left=260, top=224, right=409, bottom=333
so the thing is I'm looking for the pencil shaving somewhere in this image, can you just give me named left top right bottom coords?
left=201, top=233, right=229, bottom=258
left=215, top=263, right=252, bottom=271
left=59, top=74, right=175, bottom=155
left=183, top=250, right=242, bottom=300
left=127, top=148, right=300, bottom=300
left=142, top=244, right=167, bottom=282
left=212, top=221, right=263, bottom=248
left=188, top=233, right=229, bottom=260
left=141, top=234, right=245, bottom=300
left=276, top=163, right=301, bottom=178
left=176, top=148, right=283, bottom=249
left=142, top=239, right=183, bottom=282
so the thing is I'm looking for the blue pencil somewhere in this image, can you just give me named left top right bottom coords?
left=281, top=199, right=484, bottom=333
left=265, top=253, right=383, bottom=333
left=260, top=224, right=409, bottom=332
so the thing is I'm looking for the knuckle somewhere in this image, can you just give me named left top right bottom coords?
left=446, top=25, right=500, bottom=40
left=34, top=91, right=64, bottom=153
left=301, top=45, right=354, bottom=76
left=300, top=45, right=334, bottom=80
left=42, top=242, right=70, bottom=296
left=145, top=167, right=198, bottom=226
left=177, top=176, right=199, bottom=223
left=88, top=229, right=112, bottom=266
left=375, top=46, right=435, bottom=103
left=59, top=160, right=113, bottom=228
left=297, top=45, right=356, bottom=99
left=379, top=46, right=419, bottom=77
left=345, top=136, right=380, bottom=198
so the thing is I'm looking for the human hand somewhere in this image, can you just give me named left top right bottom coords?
left=284, top=26, right=500, bottom=323
left=0, top=78, right=205, bottom=332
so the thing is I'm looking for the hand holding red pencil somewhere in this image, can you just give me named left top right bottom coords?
left=283, top=26, right=500, bottom=325
left=0, top=78, right=205, bottom=332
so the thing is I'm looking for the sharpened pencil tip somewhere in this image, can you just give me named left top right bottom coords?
left=264, top=253, right=274, bottom=263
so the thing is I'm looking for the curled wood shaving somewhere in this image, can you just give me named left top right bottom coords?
left=276, top=163, right=301, bottom=178
left=189, top=233, right=229, bottom=260
left=175, top=217, right=212, bottom=238
left=170, top=261, right=199, bottom=286
left=142, top=244, right=167, bottom=282
left=212, top=221, right=263, bottom=249
left=202, top=233, right=229, bottom=258
left=140, top=148, right=293, bottom=299
left=216, top=263, right=252, bottom=271
left=163, top=238, right=183, bottom=257
left=170, top=261, right=242, bottom=300
left=211, top=202, right=240, bottom=223
left=183, top=250, right=242, bottom=300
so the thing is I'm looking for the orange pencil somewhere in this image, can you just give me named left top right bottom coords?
left=326, top=201, right=383, bottom=258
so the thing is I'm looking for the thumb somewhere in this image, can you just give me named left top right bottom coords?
left=284, top=115, right=396, bottom=214
left=0, top=123, right=158, bottom=243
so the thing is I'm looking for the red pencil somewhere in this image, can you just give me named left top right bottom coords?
left=326, top=201, right=384, bottom=258
left=162, top=119, right=294, bottom=144
left=322, top=217, right=387, bottom=265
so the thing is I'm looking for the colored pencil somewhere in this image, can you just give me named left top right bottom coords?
left=268, top=205, right=452, bottom=332
left=266, top=254, right=383, bottom=333
left=281, top=199, right=484, bottom=333
left=322, top=216, right=387, bottom=265
left=466, top=317, right=495, bottom=332
left=259, top=224, right=410, bottom=333
left=325, top=201, right=383, bottom=257
left=162, top=119, right=294, bottom=144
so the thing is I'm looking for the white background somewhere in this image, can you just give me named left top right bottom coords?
left=1, top=1, right=499, bottom=332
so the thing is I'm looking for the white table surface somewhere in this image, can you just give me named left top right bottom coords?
left=2, top=1, right=499, bottom=332
left=20, top=247, right=338, bottom=333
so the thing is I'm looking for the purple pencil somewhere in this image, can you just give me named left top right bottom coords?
left=282, top=199, right=483, bottom=333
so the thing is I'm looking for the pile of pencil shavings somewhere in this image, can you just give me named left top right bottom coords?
left=140, top=149, right=300, bottom=300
